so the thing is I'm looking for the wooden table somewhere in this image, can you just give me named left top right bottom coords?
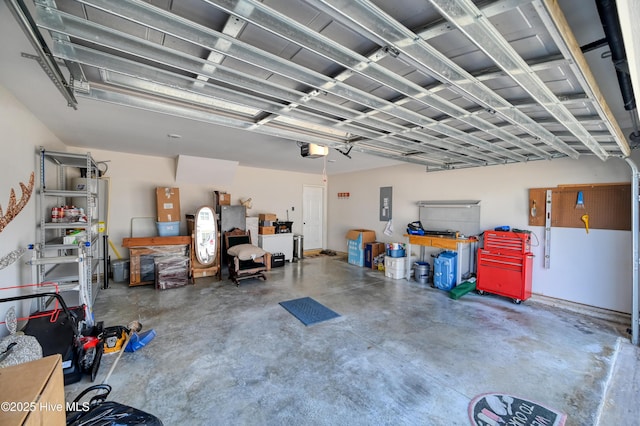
left=404, top=234, right=477, bottom=282
left=122, top=236, right=191, bottom=286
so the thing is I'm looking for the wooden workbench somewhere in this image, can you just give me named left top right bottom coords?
left=405, top=234, right=475, bottom=250
left=122, top=236, right=191, bottom=286
left=404, top=234, right=477, bottom=282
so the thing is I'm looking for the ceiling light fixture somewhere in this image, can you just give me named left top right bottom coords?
left=167, top=133, right=182, bottom=139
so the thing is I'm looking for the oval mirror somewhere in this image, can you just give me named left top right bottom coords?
left=194, top=206, right=218, bottom=266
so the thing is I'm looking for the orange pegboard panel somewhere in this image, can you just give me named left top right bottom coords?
left=528, top=188, right=548, bottom=227
left=529, top=183, right=630, bottom=231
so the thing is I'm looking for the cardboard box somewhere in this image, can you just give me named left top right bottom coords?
left=347, top=240, right=365, bottom=266
left=345, top=229, right=376, bottom=249
left=213, top=191, right=231, bottom=206
left=364, top=242, right=386, bottom=269
left=0, top=355, right=65, bottom=426
left=259, top=213, right=277, bottom=221
left=259, top=226, right=276, bottom=235
left=156, top=187, right=181, bottom=222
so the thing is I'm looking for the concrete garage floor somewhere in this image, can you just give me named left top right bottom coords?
left=65, top=255, right=640, bottom=425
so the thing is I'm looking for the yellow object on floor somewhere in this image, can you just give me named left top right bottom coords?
left=102, top=326, right=128, bottom=354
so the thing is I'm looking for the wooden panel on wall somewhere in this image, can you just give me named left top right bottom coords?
left=529, top=183, right=630, bottom=230
left=528, top=188, right=547, bottom=227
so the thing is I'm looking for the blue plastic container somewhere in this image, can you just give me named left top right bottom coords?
left=156, top=221, right=180, bottom=237
left=433, top=251, right=457, bottom=291
left=386, top=248, right=406, bottom=258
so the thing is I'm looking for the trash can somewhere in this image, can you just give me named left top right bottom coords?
left=414, top=261, right=430, bottom=285
left=293, top=234, right=304, bottom=261
left=112, top=259, right=130, bottom=283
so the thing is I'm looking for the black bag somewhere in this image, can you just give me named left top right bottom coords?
left=66, top=384, right=163, bottom=426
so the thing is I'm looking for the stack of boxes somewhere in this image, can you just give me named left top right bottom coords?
left=345, top=229, right=376, bottom=267
left=152, top=187, right=190, bottom=289
left=384, top=242, right=408, bottom=280
left=258, top=213, right=277, bottom=235
left=155, top=187, right=181, bottom=236
left=213, top=190, right=230, bottom=206
left=346, top=232, right=416, bottom=279
left=259, top=213, right=288, bottom=267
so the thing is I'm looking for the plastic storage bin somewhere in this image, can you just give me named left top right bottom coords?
left=434, top=251, right=457, bottom=291
left=386, top=248, right=406, bottom=257
left=385, top=242, right=406, bottom=258
left=156, top=221, right=180, bottom=237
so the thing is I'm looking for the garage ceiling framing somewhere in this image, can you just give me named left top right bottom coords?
left=8, top=0, right=631, bottom=171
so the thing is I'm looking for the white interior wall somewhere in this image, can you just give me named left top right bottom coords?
left=66, top=148, right=326, bottom=259
left=0, top=86, right=66, bottom=330
left=2, top=82, right=638, bottom=316
left=0, top=86, right=66, bottom=284
left=327, top=156, right=638, bottom=314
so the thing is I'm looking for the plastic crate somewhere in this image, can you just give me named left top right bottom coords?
left=156, top=221, right=180, bottom=237
left=385, top=242, right=406, bottom=258
left=386, top=248, right=406, bottom=258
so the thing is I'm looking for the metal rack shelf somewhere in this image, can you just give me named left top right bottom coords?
left=42, top=189, right=97, bottom=198
left=31, top=148, right=103, bottom=325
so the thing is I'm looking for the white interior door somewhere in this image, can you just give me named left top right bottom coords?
left=303, top=185, right=324, bottom=250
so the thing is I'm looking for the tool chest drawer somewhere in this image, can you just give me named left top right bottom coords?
left=477, top=251, right=526, bottom=271
left=476, top=248, right=533, bottom=303
left=483, top=230, right=531, bottom=254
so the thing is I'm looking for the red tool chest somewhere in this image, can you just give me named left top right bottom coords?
left=476, top=230, right=533, bottom=304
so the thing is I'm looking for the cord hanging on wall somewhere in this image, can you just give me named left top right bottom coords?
left=322, top=155, right=327, bottom=183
